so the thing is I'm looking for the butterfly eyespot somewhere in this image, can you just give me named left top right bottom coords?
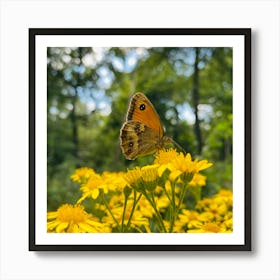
left=129, top=142, right=133, bottom=147
left=139, top=104, right=146, bottom=111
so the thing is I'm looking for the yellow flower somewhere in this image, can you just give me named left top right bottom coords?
left=77, top=173, right=108, bottom=203
left=213, top=189, right=233, bottom=207
left=173, top=188, right=233, bottom=233
left=221, top=217, right=233, bottom=232
left=155, top=149, right=212, bottom=183
left=141, top=164, right=159, bottom=182
left=217, top=189, right=233, bottom=197
left=123, top=165, right=161, bottom=192
left=47, top=204, right=108, bottom=233
left=123, top=167, right=142, bottom=186
left=138, top=197, right=154, bottom=218
left=188, top=222, right=221, bottom=233
left=154, top=148, right=180, bottom=177
left=189, top=173, right=207, bottom=187
left=51, top=151, right=218, bottom=233
left=70, top=167, right=96, bottom=184
left=198, top=211, right=215, bottom=223
left=169, top=153, right=212, bottom=181
left=154, top=148, right=180, bottom=165
left=209, top=202, right=227, bottom=217
left=193, top=159, right=213, bottom=172
left=101, top=171, right=127, bottom=192
left=155, top=195, right=170, bottom=211
left=154, top=152, right=213, bottom=183
left=174, top=209, right=199, bottom=231
left=195, top=198, right=212, bottom=211
left=77, top=171, right=128, bottom=204
left=196, top=189, right=232, bottom=218
left=170, top=153, right=196, bottom=173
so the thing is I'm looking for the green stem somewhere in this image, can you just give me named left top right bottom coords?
left=126, top=191, right=142, bottom=230
left=169, top=183, right=188, bottom=233
left=177, top=184, right=188, bottom=212
left=149, top=192, right=167, bottom=233
left=169, top=209, right=175, bottom=233
left=162, top=185, right=174, bottom=232
left=102, top=193, right=121, bottom=232
left=121, top=195, right=128, bottom=232
left=163, top=186, right=172, bottom=204
left=168, top=181, right=177, bottom=232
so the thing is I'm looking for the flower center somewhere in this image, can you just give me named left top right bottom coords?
left=57, top=204, right=88, bottom=223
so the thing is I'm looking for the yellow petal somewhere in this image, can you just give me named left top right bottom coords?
left=169, top=170, right=182, bottom=181
left=56, top=222, right=69, bottom=233
left=47, top=221, right=59, bottom=231
left=78, top=222, right=97, bottom=233
left=47, top=212, right=58, bottom=219
left=92, top=188, right=100, bottom=199
left=71, top=224, right=80, bottom=233
left=158, top=164, right=168, bottom=177
left=87, top=220, right=103, bottom=227
left=187, top=229, right=205, bottom=233
left=165, top=180, right=172, bottom=192
left=77, top=194, right=88, bottom=204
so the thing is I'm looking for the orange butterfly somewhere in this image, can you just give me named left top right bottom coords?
left=120, top=92, right=184, bottom=160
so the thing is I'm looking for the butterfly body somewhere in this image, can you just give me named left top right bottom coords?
left=120, top=92, right=172, bottom=160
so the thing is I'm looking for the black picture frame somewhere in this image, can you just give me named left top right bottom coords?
left=29, top=28, right=251, bottom=251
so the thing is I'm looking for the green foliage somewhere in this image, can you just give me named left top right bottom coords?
left=47, top=47, right=233, bottom=210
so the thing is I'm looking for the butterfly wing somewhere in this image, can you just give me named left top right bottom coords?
left=120, top=121, right=160, bottom=160
left=126, top=92, right=164, bottom=137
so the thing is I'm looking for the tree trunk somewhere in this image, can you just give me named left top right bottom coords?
left=192, top=48, right=203, bottom=154
left=69, top=48, right=83, bottom=166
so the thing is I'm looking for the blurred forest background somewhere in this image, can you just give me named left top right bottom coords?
left=47, top=47, right=232, bottom=211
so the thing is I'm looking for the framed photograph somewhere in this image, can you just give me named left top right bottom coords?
left=29, top=28, right=251, bottom=251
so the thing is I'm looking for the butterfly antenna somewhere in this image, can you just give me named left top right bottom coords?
left=170, top=137, right=186, bottom=154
